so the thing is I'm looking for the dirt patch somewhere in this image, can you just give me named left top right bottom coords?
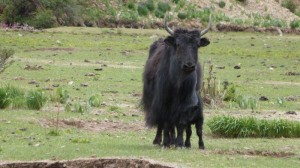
left=24, top=48, right=76, bottom=52
left=0, top=158, right=176, bottom=168
left=212, top=149, right=295, bottom=158
left=39, top=118, right=146, bottom=132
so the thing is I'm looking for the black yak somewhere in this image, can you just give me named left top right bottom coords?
left=142, top=14, right=211, bottom=149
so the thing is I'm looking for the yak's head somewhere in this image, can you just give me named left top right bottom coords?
left=164, top=14, right=211, bottom=73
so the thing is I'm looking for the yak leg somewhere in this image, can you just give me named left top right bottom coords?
left=176, top=124, right=185, bottom=148
left=195, top=119, right=205, bottom=150
left=185, top=124, right=192, bottom=148
left=170, top=127, right=176, bottom=145
left=153, top=124, right=162, bottom=145
left=162, top=123, right=171, bottom=148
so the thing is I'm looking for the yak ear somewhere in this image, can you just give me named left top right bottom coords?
left=199, top=37, right=210, bottom=47
left=164, top=36, right=175, bottom=46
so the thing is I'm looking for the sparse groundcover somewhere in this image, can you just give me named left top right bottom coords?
left=208, top=115, right=300, bottom=138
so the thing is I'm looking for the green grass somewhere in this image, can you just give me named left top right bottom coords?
left=26, top=89, right=47, bottom=110
left=208, top=115, right=300, bottom=138
left=0, top=28, right=299, bottom=167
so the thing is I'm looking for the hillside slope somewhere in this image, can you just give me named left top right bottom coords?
left=194, top=0, right=299, bottom=23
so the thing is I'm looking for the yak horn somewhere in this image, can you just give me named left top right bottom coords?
left=200, top=14, right=212, bottom=36
left=164, top=13, right=174, bottom=36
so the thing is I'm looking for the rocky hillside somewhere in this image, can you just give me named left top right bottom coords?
left=0, top=0, right=299, bottom=29
left=194, top=0, right=299, bottom=23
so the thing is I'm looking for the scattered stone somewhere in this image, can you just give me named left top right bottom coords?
left=286, top=96, right=298, bottom=101
left=237, top=75, right=241, bottom=77
left=216, top=66, right=225, bottom=69
left=85, top=73, right=96, bottom=76
left=52, top=84, right=60, bottom=87
left=259, top=96, right=269, bottom=101
left=80, top=83, right=89, bottom=87
left=28, top=80, right=39, bottom=85
left=45, top=78, right=50, bottom=82
left=251, top=44, right=255, bottom=46
left=84, top=59, right=90, bottom=63
left=94, top=68, right=103, bottom=71
left=286, top=72, right=300, bottom=76
left=24, top=64, right=43, bottom=70
left=285, top=111, right=297, bottom=115
left=234, top=64, right=241, bottom=69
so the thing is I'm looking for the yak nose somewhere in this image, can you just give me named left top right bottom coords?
left=183, top=62, right=196, bottom=72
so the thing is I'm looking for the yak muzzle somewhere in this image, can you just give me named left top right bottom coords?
left=183, top=63, right=196, bottom=72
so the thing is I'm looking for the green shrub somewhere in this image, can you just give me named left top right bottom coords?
left=172, top=0, right=180, bottom=4
left=73, top=103, right=90, bottom=113
left=223, top=84, right=236, bottom=102
left=137, top=3, right=149, bottom=16
left=30, top=9, right=56, bottom=29
left=127, top=1, right=136, bottom=10
left=56, top=87, right=69, bottom=104
left=154, top=9, right=164, bottom=18
left=120, top=10, right=139, bottom=22
left=26, top=89, right=47, bottom=110
left=0, top=48, right=14, bottom=73
left=0, top=88, right=10, bottom=109
left=0, top=85, right=25, bottom=109
left=208, top=115, right=300, bottom=138
left=295, top=11, right=300, bottom=17
left=282, top=0, right=297, bottom=13
left=145, top=0, right=155, bottom=12
left=157, top=1, right=171, bottom=13
left=219, top=1, right=226, bottom=8
left=88, top=94, right=101, bottom=107
left=178, top=12, right=187, bottom=20
left=235, top=95, right=258, bottom=110
left=236, top=0, right=246, bottom=3
left=290, top=19, right=300, bottom=29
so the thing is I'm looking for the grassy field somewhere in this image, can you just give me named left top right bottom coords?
left=0, top=27, right=299, bottom=167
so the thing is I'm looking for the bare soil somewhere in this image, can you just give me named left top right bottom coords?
left=39, top=118, right=146, bottom=132
left=0, top=158, right=176, bottom=168
left=211, top=149, right=295, bottom=158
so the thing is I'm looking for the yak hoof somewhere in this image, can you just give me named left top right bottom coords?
left=199, top=145, right=205, bottom=150
left=185, top=142, right=191, bottom=148
left=153, top=138, right=161, bottom=145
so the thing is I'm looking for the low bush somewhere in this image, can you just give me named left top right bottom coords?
left=290, top=19, right=300, bottom=29
left=30, top=9, right=57, bottom=29
left=137, top=3, right=149, bottom=16
left=0, top=87, right=10, bottom=109
left=145, top=0, right=155, bottom=12
left=157, top=1, right=171, bottom=13
left=0, top=85, right=24, bottom=109
left=154, top=9, right=164, bottom=18
left=0, top=48, right=14, bottom=73
left=89, top=94, right=101, bottom=107
left=120, top=10, right=139, bottom=22
left=219, top=1, right=226, bottom=8
left=208, top=115, right=300, bottom=138
left=26, top=89, right=47, bottom=110
left=177, top=12, right=187, bottom=20
left=282, top=0, right=297, bottom=13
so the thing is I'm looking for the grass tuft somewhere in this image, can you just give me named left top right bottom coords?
left=208, top=115, right=300, bottom=138
left=26, top=89, right=47, bottom=110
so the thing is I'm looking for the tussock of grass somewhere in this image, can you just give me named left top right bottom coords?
left=208, top=115, right=300, bottom=138
left=26, top=90, right=47, bottom=110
